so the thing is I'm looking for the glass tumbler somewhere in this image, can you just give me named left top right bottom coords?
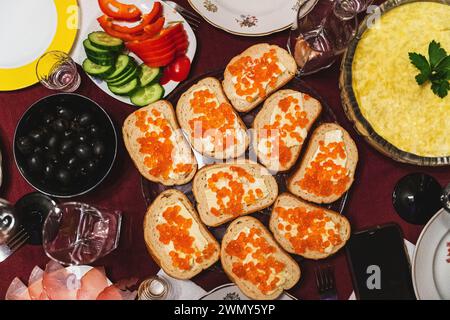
left=288, top=0, right=375, bottom=75
left=36, top=50, right=81, bottom=92
left=42, top=202, right=121, bottom=265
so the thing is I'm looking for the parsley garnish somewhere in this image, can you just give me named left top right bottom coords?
left=409, top=40, right=450, bottom=98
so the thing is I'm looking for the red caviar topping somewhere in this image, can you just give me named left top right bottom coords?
left=229, top=49, right=283, bottom=102
left=275, top=206, right=343, bottom=254
left=156, top=205, right=216, bottom=270
left=188, top=89, right=239, bottom=152
left=207, top=166, right=263, bottom=217
left=258, top=96, right=309, bottom=167
left=225, top=227, right=286, bottom=294
left=134, top=108, right=193, bottom=180
left=296, top=139, right=349, bottom=197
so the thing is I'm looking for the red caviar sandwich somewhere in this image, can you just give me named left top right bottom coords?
left=123, top=100, right=197, bottom=186
left=221, top=216, right=301, bottom=300
left=252, top=89, right=322, bottom=172
left=192, top=160, right=278, bottom=227
left=176, top=77, right=249, bottom=159
left=270, top=193, right=351, bottom=259
left=143, top=189, right=220, bottom=279
left=287, top=123, right=358, bottom=203
left=223, top=43, right=297, bottom=113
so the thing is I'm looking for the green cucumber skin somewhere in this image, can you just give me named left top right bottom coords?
left=131, top=84, right=165, bottom=107
left=106, top=64, right=137, bottom=86
left=105, top=55, right=133, bottom=81
left=108, top=79, right=139, bottom=96
left=82, top=59, right=115, bottom=79
left=139, top=65, right=162, bottom=87
left=88, top=32, right=124, bottom=51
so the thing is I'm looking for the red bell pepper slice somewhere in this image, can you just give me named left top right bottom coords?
left=98, top=16, right=157, bottom=41
left=139, top=49, right=175, bottom=63
left=98, top=0, right=141, bottom=21
left=110, top=2, right=162, bottom=34
left=143, top=17, right=165, bottom=37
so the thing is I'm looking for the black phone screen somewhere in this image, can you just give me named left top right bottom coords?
left=346, top=224, right=416, bottom=300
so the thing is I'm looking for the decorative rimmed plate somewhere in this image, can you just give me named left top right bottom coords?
left=340, top=0, right=450, bottom=166
left=66, top=265, right=113, bottom=286
left=141, top=69, right=350, bottom=247
left=199, top=283, right=297, bottom=300
left=188, top=0, right=307, bottom=36
left=0, top=0, right=79, bottom=91
left=412, top=209, right=450, bottom=300
left=72, top=0, right=197, bottom=105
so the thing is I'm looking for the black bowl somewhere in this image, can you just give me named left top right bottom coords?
left=14, top=93, right=117, bottom=198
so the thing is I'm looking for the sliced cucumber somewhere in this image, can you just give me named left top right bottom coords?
left=83, top=39, right=115, bottom=59
left=108, top=78, right=139, bottom=96
left=138, top=65, right=161, bottom=87
left=105, top=55, right=133, bottom=81
left=86, top=53, right=116, bottom=66
left=107, top=67, right=138, bottom=87
left=131, top=83, right=165, bottom=107
left=82, top=58, right=115, bottom=78
left=88, top=31, right=124, bottom=51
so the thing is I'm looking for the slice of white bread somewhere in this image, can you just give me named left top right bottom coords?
left=123, top=100, right=197, bottom=186
left=223, top=43, right=297, bottom=113
left=287, top=123, right=358, bottom=203
left=269, top=193, right=351, bottom=260
left=176, top=77, right=249, bottom=159
left=193, top=160, right=278, bottom=227
left=143, top=189, right=220, bottom=280
left=252, top=89, right=322, bottom=172
left=221, top=216, right=301, bottom=300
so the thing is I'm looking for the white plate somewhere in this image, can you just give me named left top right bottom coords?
left=189, top=0, right=304, bottom=36
left=199, top=283, right=297, bottom=300
left=0, top=0, right=57, bottom=69
left=412, top=209, right=450, bottom=300
left=72, top=0, right=197, bottom=105
left=66, top=265, right=112, bottom=286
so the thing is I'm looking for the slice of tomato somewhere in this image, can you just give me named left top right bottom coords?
left=98, top=0, right=141, bottom=21
left=143, top=17, right=165, bottom=37
left=110, top=2, right=162, bottom=34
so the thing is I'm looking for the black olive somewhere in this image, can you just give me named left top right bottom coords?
left=63, top=130, right=74, bottom=138
left=33, top=146, right=44, bottom=154
left=66, top=156, right=79, bottom=170
left=52, top=118, right=69, bottom=133
left=88, top=125, right=101, bottom=137
left=47, top=134, right=60, bottom=149
left=86, top=160, right=98, bottom=172
left=79, top=166, right=88, bottom=176
left=78, top=113, right=93, bottom=127
left=43, top=163, right=56, bottom=179
left=29, top=129, right=45, bottom=144
left=46, top=151, right=60, bottom=164
left=60, top=139, right=74, bottom=155
left=28, top=154, right=43, bottom=172
left=56, top=169, right=71, bottom=185
left=17, top=136, right=34, bottom=155
left=42, top=114, right=55, bottom=126
left=56, top=106, right=74, bottom=120
left=77, top=134, right=89, bottom=144
left=75, top=144, right=92, bottom=160
left=92, top=140, right=106, bottom=158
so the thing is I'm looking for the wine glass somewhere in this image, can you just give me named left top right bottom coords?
left=288, top=0, right=375, bottom=75
left=36, top=51, right=81, bottom=92
left=42, top=202, right=121, bottom=265
left=392, top=173, right=450, bottom=225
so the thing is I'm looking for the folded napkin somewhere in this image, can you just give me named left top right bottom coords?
left=157, top=269, right=207, bottom=300
left=348, top=239, right=416, bottom=300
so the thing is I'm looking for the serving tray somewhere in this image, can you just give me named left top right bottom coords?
left=339, top=0, right=450, bottom=166
left=141, top=69, right=351, bottom=270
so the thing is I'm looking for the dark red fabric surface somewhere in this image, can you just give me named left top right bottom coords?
left=0, top=0, right=448, bottom=300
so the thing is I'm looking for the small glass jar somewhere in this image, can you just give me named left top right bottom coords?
left=138, top=276, right=175, bottom=300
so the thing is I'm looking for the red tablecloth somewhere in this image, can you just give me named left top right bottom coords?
left=0, top=0, right=448, bottom=300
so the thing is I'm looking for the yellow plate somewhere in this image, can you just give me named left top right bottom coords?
left=0, top=0, right=79, bottom=91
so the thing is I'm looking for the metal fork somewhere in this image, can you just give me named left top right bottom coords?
left=165, top=1, right=201, bottom=30
left=0, top=228, right=29, bottom=263
left=315, top=265, right=338, bottom=300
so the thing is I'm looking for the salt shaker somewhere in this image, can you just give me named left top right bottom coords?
left=138, top=276, right=176, bottom=300
left=0, top=199, right=19, bottom=245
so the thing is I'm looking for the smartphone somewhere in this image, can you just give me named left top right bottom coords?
left=346, top=223, right=416, bottom=300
